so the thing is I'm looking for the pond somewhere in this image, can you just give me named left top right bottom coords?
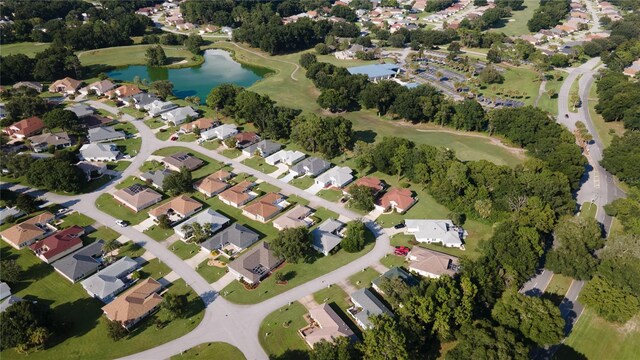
left=107, top=49, right=270, bottom=103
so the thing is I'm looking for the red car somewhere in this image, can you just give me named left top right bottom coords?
left=170, top=136, right=178, bottom=141
left=394, top=246, right=410, bottom=256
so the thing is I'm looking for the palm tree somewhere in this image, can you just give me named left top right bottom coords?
left=102, top=239, right=119, bottom=258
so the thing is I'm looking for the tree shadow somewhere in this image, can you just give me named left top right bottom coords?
left=45, top=297, right=103, bottom=348
left=353, top=129, right=377, bottom=143
left=269, top=349, right=310, bottom=360
left=552, top=344, right=588, bottom=360
left=282, top=270, right=297, bottom=282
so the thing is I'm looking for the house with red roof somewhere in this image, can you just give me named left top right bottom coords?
left=29, top=225, right=85, bottom=263
left=376, top=188, right=416, bottom=213
left=344, top=176, right=385, bottom=196
left=3, top=116, right=45, bottom=139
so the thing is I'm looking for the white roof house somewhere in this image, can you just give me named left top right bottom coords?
left=79, top=143, right=120, bottom=162
left=404, top=219, right=466, bottom=248
left=200, top=124, right=238, bottom=141
left=160, top=106, right=198, bottom=125
left=265, top=150, right=306, bottom=166
left=311, top=219, right=345, bottom=256
left=242, top=140, right=282, bottom=158
left=81, top=256, right=139, bottom=303
left=314, top=166, right=353, bottom=188
left=173, top=208, right=231, bottom=240
left=146, top=100, right=177, bottom=117
left=290, top=157, right=331, bottom=177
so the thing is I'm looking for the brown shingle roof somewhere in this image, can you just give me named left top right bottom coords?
left=4, top=116, right=45, bottom=137
left=149, top=195, right=202, bottom=218
left=218, top=180, right=254, bottom=205
left=162, top=152, right=204, bottom=171
left=180, top=118, right=215, bottom=132
left=101, top=278, right=163, bottom=327
left=0, top=212, right=54, bottom=247
left=113, top=185, right=162, bottom=211
left=378, top=188, right=415, bottom=211
left=347, top=176, right=384, bottom=193
left=408, top=247, right=459, bottom=277
left=193, top=174, right=229, bottom=195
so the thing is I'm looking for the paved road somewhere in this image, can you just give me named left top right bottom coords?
left=520, top=269, right=554, bottom=297
left=8, top=100, right=393, bottom=360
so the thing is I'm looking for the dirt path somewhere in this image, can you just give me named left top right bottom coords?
left=535, top=79, right=547, bottom=107
left=227, top=42, right=300, bottom=81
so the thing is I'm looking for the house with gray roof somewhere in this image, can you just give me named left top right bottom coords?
left=52, top=240, right=104, bottom=283
left=371, top=267, right=418, bottom=295
left=87, top=126, right=126, bottom=143
left=0, top=207, right=24, bottom=225
left=139, top=169, right=174, bottom=190
left=68, top=104, right=94, bottom=118
left=126, top=92, right=159, bottom=109
left=200, top=223, right=259, bottom=255
left=81, top=256, right=139, bottom=303
left=30, top=132, right=71, bottom=153
left=290, top=157, right=331, bottom=177
left=80, top=79, right=116, bottom=96
left=227, top=241, right=283, bottom=285
left=161, top=106, right=199, bottom=125
left=13, top=81, right=43, bottom=93
left=0, top=294, right=23, bottom=312
left=242, top=139, right=282, bottom=158
left=311, top=219, right=345, bottom=256
left=348, top=288, right=393, bottom=329
left=79, top=143, right=120, bottom=162
left=404, top=219, right=466, bottom=249
left=314, top=166, right=353, bottom=188
left=174, top=208, right=230, bottom=240
left=0, top=282, right=10, bottom=301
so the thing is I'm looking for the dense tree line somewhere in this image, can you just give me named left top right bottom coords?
left=0, top=301, right=53, bottom=352
left=601, top=131, right=640, bottom=187
left=425, top=0, right=456, bottom=12
left=2, top=154, right=87, bottom=193
left=0, top=90, right=49, bottom=124
left=1, top=46, right=82, bottom=84
left=290, top=114, right=352, bottom=158
left=546, top=216, right=604, bottom=280
left=527, top=0, right=571, bottom=32
left=594, top=71, right=640, bottom=130
left=459, top=7, right=512, bottom=31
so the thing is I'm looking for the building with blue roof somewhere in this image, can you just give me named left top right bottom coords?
left=347, top=64, right=400, bottom=81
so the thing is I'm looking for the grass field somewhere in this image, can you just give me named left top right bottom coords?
left=313, top=286, right=350, bottom=310
left=380, top=253, right=405, bottom=269
left=258, top=302, right=309, bottom=360
left=580, top=202, right=597, bottom=219
left=170, top=241, right=201, bottom=260
left=84, top=226, right=120, bottom=243
left=95, top=193, right=162, bottom=225
left=0, top=42, right=51, bottom=57
left=489, top=2, right=540, bottom=37
left=558, top=309, right=640, bottom=360
left=348, top=267, right=381, bottom=289
left=59, top=212, right=96, bottom=228
left=476, top=66, right=541, bottom=108
left=196, top=258, right=227, bottom=283
left=0, top=242, right=204, bottom=360
left=78, top=45, right=201, bottom=69
left=587, top=85, right=625, bottom=148
left=289, top=176, right=314, bottom=190
left=144, top=224, right=175, bottom=241
left=242, top=156, right=278, bottom=174
left=537, top=72, right=565, bottom=116
left=543, top=274, right=574, bottom=306
left=170, top=342, right=246, bottom=360
left=316, top=188, right=344, bottom=202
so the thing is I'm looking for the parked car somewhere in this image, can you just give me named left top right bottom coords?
left=115, top=219, right=128, bottom=227
left=394, top=246, right=410, bottom=256
left=393, top=222, right=405, bottom=229
left=170, top=136, right=178, bottom=141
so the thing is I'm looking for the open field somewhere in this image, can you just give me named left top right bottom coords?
left=580, top=202, right=597, bottom=219
left=258, top=302, right=309, bottom=360
left=170, top=342, right=246, bottom=360
left=348, top=267, right=381, bottom=289
left=489, top=2, right=540, bottom=37
left=543, top=274, right=573, bottom=306
left=476, top=66, right=541, bottom=108
left=0, top=42, right=51, bottom=57
left=78, top=45, right=202, bottom=69
left=587, top=85, right=625, bottom=148
left=0, top=242, right=204, bottom=360
left=197, top=258, right=227, bottom=283
left=558, top=309, right=640, bottom=360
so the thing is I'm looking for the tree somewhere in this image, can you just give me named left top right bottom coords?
left=105, top=319, right=128, bottom=341
left=478, top=66, right=504, bottom=84
left=181, top=222, right=213, bottom=243
left=145, top=45, right=168, bottom=66
left=342, top=220, right=367, bottom=253
left=25, top=158, right=86, bottom=193
left=318, top=88, right=351, bottom=112
left=184, top=34, right=204, bottom=54
left=487, top=47, right=502, bottom=63
left=206, top=83, right=241, bottom=115
left=163, top=167, right=193, bottom=196
left=33, top=46, right=82, bottom=81
left=0, top=301, right=52, bottom=351
left=157, top=215, right=171, bottom=229
left=299, top=53, right=317, bottom=69
left=358, top=315, right=409, bottom=360
left=492, top=291, right=564, bottom=346
left=15, top=193, right=37, bottom=214
left=446, top=320, right=530, bottom=360
left=601, top=132, right=640, bottom=187
left=42, top=109, right=81, bottom=133
left=315, top=43, right=330, bottom=55
left=290, top=114, right=353, bottom=158
left=388, top=33, right=405, bottom=48
left=0, top=260, right=21, bottom=283
left=102, top=239, right=119, bottom=256
left=4, top=93, right=48, bottom=122
left=310, top=337, right=358, bottom=360
left=270, top=227, right=310, bottom=263
left=331, top=5, right=357, bottom=22
left=150, top=80, right=174, bottom=99
left=162, top=293, right=189, bottom=319
left=349, top=185, right=375, bottom=212
left=580, top=275, right=640, bottom=323
left=546, top=216, right=604, bottom=280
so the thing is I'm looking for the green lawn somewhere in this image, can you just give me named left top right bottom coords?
left=114, top=122, right=139, bottom=135
left=316, top=188, right=343, bottom=202
left=200, top=140, right=220, bottom=150
left=221, top=148, right=242, bottom=158
left=255, top=182, right=282, bottom=194
left=169, top=241, right=201, bottom=260
left=380, top=253, right=405, bottom=269
left=118, top=241, right=145, bottom=258
left=78, top=44, right=202, bottom=68
left=0, top=242, right=204, bottom=360
left=113, top=137, right=142, bottom=157
left=139, top=258, right=173, bottom=280
left=196, top=258, right=228, bottom=283
left=543, top=273, right=574, bottom=306
left=0, top=42, right=51, bottom=57
left=144, top=225, right=175, bottom=241
left=59, top=212, right=96, bottom=228
left=139, top=160, right=165, bottom=172
left=289, top=176, right=314, bottom=190
left=258, top=302, right=309, bottom=360
left=536, top=72, right=564, bottom=116
left=313, top=285, right=350, bottom=310
left=476, top=66, right=541, bottom=107
left=95, top=193, right=155, bottom=225
left=107, top=161, right=132, bottom=172
left=144, top=118, right=166, bottom=129
left=170, top=342, right=246, bottom=360
left=84, top=226, right=120, bottom=243
left=241, top=156, right=278, bottom=174
left=156, top=127, right=179, bottom=141
left=588, top=85, right=625, bottom=148
left=580, top=202, right=597, bottom=219
left=286, top=195, right=311, bottom=206
left=115, top=175, right=148, bottom=190
left=221, top=227, right=373, bottom=304
left=178, top=133, right=198, bottom=142
left=152, top=146, right=225, bottom=180
left=348, top=267, right=381, bottom=289
left=119, top=106, right=146, bottom=119
left=558, top=308, right=640, bottom=360
left=489, top=2, right=540, bottom=37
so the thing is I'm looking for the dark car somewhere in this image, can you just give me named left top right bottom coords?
left=393, top=223, right=405, bottom=229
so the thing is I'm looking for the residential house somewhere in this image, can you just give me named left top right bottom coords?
left=76, top=161, right=107, bottom=181
left=200, top=223, right=260, bottom=255
left=49, top=77, right=82, bottom=94
left=193, top=170, right=231, bottom=197
left=128, top=92, right=159, bottom=109
left=200, top=123, right=238, bottom=141
left=29, top=132, right=71, bottom=152
left=623, top=59, right=640, bottom=77
left=299, top=303, right=356, bottom=349
left=87, top=126, right=126, bottom=143
left=265, top=150, right=306, bottom=166
left=314, top=166, right=353, bottom=188
left=146, top=100, right=178, bottom=117
left=290, top=157, right=331, bottom=177
left=81, top=114, right=114, bottom=129
left=82, top=256, right=139, bottom=303
left=13, top=81, right=43, bottom=92
left=162, top=152, right=204, bottom=172
left=407, top=247, right=460, bottom=278
left=79, top=79, right=116, bottom=96
left=376, top=188, right=416, bottom=213
left=218, top=180, right=257, bottom=208
left=242, top=193, right=287, bottom=223
left=139, top=169, right=174, bottom=191
left=233, top=132, right=260, bottom=149
left=101, top=277, right=163, bottom=329
left=227, top=241, right=283, bottom=285
left=0, top=207, right=24, bottom=225
left=404, top=219, right=466, bottom=248
left=242, top=140, right=282, bottom=158
left=347, top=64, right=400, bottom=81
left=106, top=85, right=142, bottom=101
left=52, top=240, right=104, bottom=283
left=3, top=116, right=44, bottom=139
left=0, top=212, right=56, bottom=250
left=174, top=208, right=230, bottom=240
left=311, top=219, right=345, bottom=256
left=0, top=282, right=10, bottom=301
left=68, top=104, right=94, bottom=118
left=148, top=195, right=203, bottom=224
left=0, top=294, right=23, bottom=312
left=113, top=184, right=163, bottom=212
left=180, top=118, right=216, bottom=133
left=160, top=106, right=198, bottom=125
left=79, top=143, right=120, bottom=162
left=347, top=288, right=393, bottom=329
left=345, top=176, right=385, bottom=196
left=29, top=225, right=85, bottom=263
left=273, top=205, right=314, bottom=231
left=371, top=267, right=418, bottom=294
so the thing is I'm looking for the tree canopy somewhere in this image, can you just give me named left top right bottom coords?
left=270, top=227, right=310, bottom=263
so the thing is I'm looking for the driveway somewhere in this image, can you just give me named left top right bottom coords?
left=133, top=217, right=156, bottom=232
left=269, top=163, right=289, bottom=178
left=305, top=182, right=325, bottom=195
left=279, top=171, right=296, bottom=183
